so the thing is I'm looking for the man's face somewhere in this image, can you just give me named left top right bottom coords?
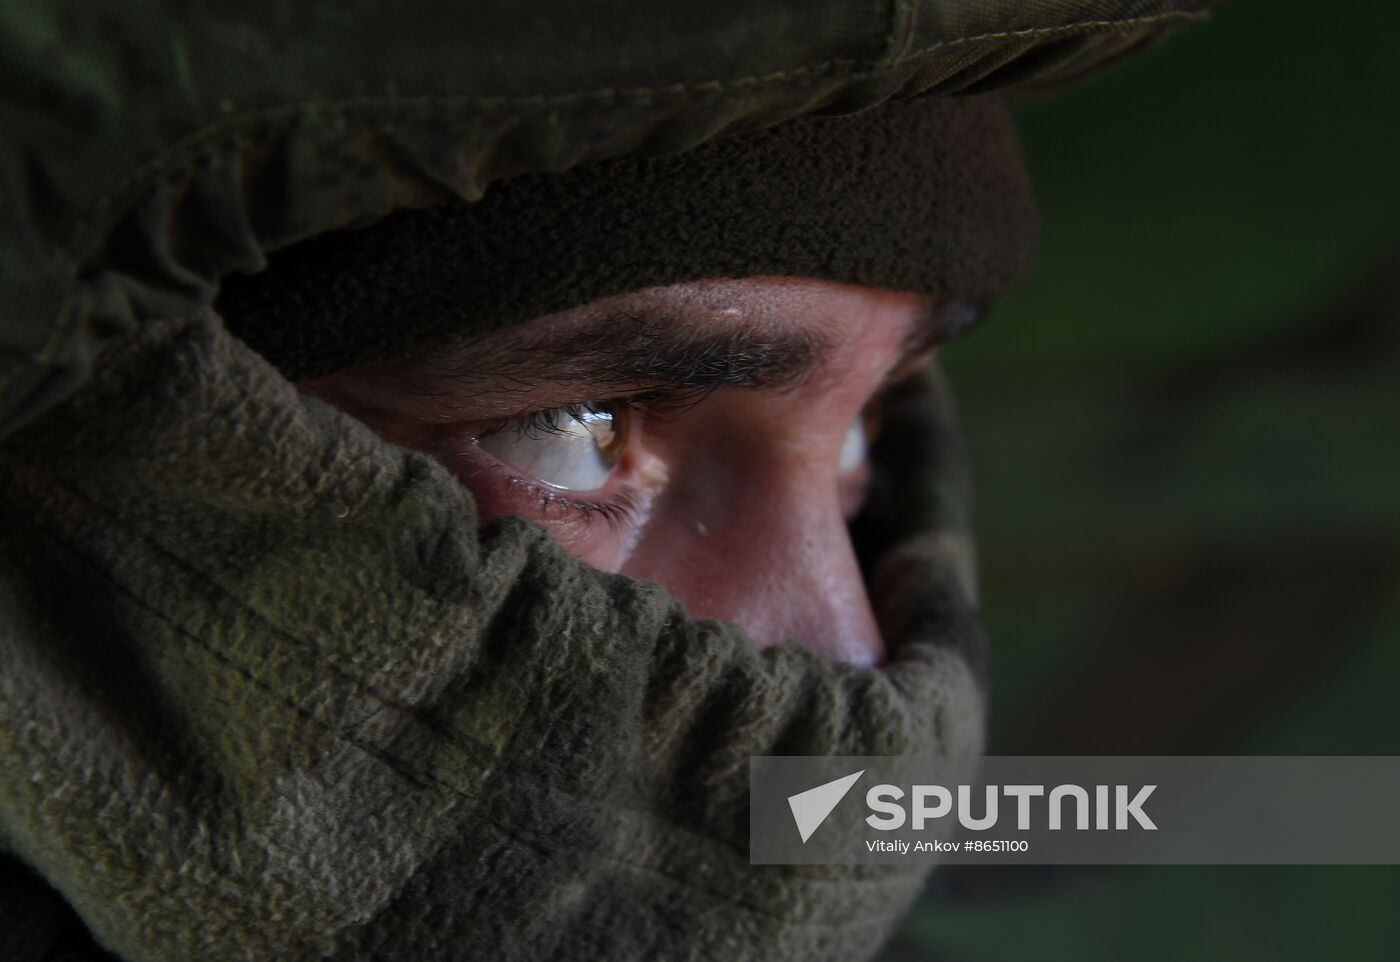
left=301, top=277, right=963, bottom=665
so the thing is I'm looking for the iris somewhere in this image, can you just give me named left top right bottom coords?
left=476, top=403, right=629, bottom=492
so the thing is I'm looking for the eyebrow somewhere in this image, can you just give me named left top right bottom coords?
left=399, top=298, right=981, bottom=404
left=906, top=298, right=982, bottom=360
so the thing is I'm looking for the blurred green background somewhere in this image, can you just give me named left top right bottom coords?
left=887, top=0, right=1400, bottom=959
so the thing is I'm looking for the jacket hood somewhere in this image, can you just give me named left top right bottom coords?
left=0, top=5, right=1217, bottom=961
left=1, top=0, right=1218, bottom=439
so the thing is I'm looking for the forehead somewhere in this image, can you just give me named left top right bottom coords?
left=534, top=276, right=939, bottom=351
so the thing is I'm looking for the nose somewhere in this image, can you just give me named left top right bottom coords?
left=623, top=454, right=885, bottom=665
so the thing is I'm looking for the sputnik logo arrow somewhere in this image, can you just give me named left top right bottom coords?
left=787, top=770, right=865, bottom=843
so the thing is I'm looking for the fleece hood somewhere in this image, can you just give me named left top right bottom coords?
left=0, top=3, right=1217, bottom=961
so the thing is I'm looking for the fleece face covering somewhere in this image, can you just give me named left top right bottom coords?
left=0, top=305, right=985, bottom=961
left=0, top=4, right=1224, bottom=956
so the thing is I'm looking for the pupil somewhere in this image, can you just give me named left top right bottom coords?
left=578, top=406, right=623, bottom=466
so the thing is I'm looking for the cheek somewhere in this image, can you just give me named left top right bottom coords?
left=618, top=446, right=883, bottom=659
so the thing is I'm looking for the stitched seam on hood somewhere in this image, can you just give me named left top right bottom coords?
left=59, top=9, right=1208, bottom=264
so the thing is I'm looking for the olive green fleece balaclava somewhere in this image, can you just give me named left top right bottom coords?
left=0, top=97, right=998, bottom=962
left=0, top=339, right=985, bottom=962
left=0, top=3, right=1220, bottom=959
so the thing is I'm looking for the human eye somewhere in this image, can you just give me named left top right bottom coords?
left=473, top=402, right=630, bottom=493
left=839, top=405, right=883, bottom=474
left=427, top=397, right=661, bottom=545
left=836, top=398, right=885, bottom=520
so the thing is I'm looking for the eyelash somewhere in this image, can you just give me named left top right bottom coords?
left=472, top=388, right=709, bottom=443
left=469, top=393, right=687, bottom=530
left=501, top=473, right=641, bottom=530
left=475, top=402, right=602, bottom=442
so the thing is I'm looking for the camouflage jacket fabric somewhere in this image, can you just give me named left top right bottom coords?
left=0, top=3, right=1215, bottom=961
